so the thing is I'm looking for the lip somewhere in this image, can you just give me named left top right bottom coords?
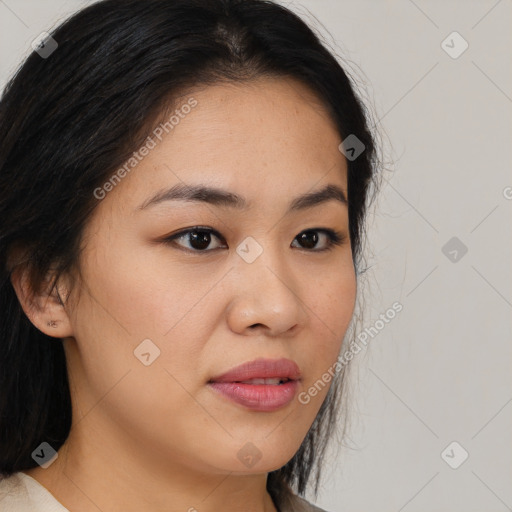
left=209, top=357, right=302, bottom=383
left=208, top=358, right=302, bottom=412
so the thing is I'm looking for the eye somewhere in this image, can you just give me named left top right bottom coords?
left=291, top=228, right=346, bottom=252
left=163, top=227, right=226, bottom=252
left=162, top=226, right=346, bottom=254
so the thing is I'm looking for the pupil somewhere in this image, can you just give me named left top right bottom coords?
left=190, top=231, right=211, bottom=250
left=300, top=231, right=318, bottom=249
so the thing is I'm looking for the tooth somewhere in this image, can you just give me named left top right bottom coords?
left=239, top=378, right=282, bottom=385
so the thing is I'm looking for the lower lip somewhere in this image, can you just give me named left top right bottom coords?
left=208, top=381, right=299, bottom=412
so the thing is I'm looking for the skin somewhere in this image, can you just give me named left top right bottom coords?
left=12, top=77, right=356, bottom=512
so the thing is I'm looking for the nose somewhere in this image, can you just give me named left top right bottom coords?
left=226, top=244, right=307, bottom=337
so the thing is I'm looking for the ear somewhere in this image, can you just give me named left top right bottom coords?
left=9, top=263, right=74, bottom=339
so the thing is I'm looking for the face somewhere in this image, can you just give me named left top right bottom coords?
left=61, top=77, right=356, bottom=476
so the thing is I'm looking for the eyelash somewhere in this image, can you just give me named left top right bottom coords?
left=161, top=226, right=346, bottom=254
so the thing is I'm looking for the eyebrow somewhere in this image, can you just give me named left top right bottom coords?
left=137, top=183, right=347, bottom=213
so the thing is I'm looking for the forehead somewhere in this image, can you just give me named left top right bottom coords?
left=98, top=77, right=348, bottom=217
left=181, top=77, right=340, bottom=146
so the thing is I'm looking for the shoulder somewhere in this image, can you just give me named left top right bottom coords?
left=0, top=472, right=69, bottom=512
left=280, top=491, right=330, bottom=512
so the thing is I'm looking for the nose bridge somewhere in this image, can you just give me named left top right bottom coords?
left=236, top=234, right=291, bottom=295
left=227, top=235, right=305, bottom=334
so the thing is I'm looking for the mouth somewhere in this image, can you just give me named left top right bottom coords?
left=207, top=358, right=301, bottom=412
left=234, top=378, right=292, bottom=385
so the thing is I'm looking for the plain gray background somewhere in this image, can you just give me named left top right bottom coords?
left=1, top=1, right=510, bottom=511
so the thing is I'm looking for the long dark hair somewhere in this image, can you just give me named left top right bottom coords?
left=0, top=0, right=381, bottom=505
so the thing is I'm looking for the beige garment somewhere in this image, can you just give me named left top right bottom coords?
left=0, top=472, right=328, bottom=512
left=0, top=472, right=68, bottom=512
left=278, top=488, right=328, bottom=512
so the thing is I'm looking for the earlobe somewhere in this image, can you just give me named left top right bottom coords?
left=9, top=264, right=74, bottom=339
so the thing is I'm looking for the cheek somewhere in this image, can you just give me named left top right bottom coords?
left=69, top=240, right=218, bottom=393
left=310, top=262, right=356, bottom=341
left=66, top=274, right=216, bottom=461
left=302, top=264, right=356, bottom=387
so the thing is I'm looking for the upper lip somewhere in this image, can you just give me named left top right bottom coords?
left=209, top=358, right=302, bottom=383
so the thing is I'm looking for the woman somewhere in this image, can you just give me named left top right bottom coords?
left=0, top=0, right=381, bottom=510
